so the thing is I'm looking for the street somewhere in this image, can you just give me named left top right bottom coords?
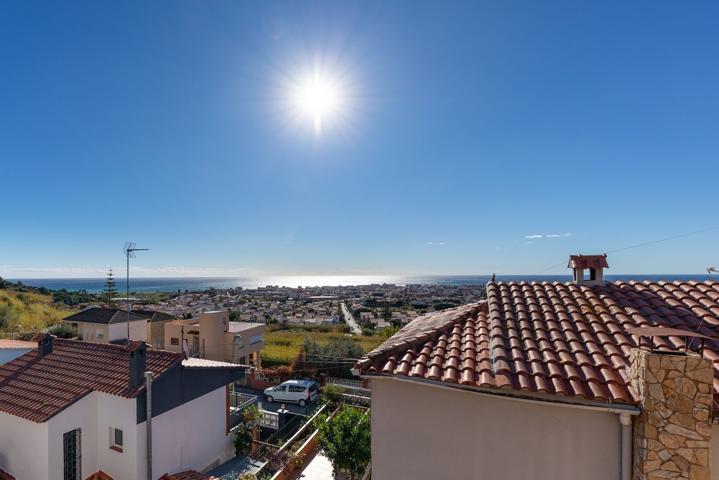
left=340, top=301, right=362, bottom=335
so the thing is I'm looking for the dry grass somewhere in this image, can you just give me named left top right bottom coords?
left=263, top=328, right=384, bottom=366
left=0, top=290, right=76, bottom=334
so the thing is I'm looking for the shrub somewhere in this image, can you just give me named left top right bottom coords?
left=316, top=406, right=371, bottom=479
left=47, top=323, right=76, bottom=338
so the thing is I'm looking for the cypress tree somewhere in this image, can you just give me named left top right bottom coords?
left=103, top=268, right=118, bottom=308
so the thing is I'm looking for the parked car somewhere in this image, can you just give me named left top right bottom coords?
left=264, top=380, right=318, bottom=407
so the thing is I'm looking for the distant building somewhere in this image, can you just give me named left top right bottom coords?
left=133, top=309, right=177, bottom=350
left=63, top=307, right=148, bottom=344
left=0, top=335, right=245, bottom=480
left=164, top=311, right=264, bottom=366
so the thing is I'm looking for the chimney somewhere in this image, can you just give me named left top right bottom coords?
left=568, top=254, right=608, bottom=285
left=128, top=341, right=147, bottom=390
left=37, top=333, right=54, bottom=357
left=629, top=347, right=713, bottom=480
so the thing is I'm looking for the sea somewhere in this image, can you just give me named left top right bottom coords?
left=8, top=274, right=716, bottom=293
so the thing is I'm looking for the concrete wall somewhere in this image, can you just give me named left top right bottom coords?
left=0, top=412, right=49, bottom=479
left=136, top=387, right=233, bottom=479
left=46, top=392, right=100, bottom=480
left=77, top=322, right=110, bottom=342
left=371, top=378, right=621, bottom=480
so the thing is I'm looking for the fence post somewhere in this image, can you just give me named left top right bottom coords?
left=250, top=427, right=260, bottom=456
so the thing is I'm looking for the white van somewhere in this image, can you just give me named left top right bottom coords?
left=264, top=380, right=318, bottom=407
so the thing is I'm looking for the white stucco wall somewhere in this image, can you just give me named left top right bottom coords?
left=109, top=319, right=148, bottom=342
left=46, top=392, right=99, bottom=480
left=95, top=392, right=141, bottom=480
left=371, top=378, right=622, bottom=480
left=136, top=386, right=233, bottom=479
left=0, top=412, right=48, bottom=479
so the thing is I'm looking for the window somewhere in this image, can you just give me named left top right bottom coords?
left=170, top=337, right=179, bottom=345
left=275, top=385, right=287, bottom=392
left=289, top=385, right=306, bottom=393
left=63, top=428, right=81, bottom=480
left=109, top=427, right=123, bottom=452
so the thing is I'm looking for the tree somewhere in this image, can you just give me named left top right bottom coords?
left=233, top=405, right=260, bottom=456
left=102, top=268, right=118, bottom=308
left=316, top=406, right=371, bottom=479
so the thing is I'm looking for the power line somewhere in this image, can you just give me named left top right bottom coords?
left=532, top=225, right=719, bottom=275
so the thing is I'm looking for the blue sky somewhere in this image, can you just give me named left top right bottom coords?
left=1, top=1, right=718, bottom=278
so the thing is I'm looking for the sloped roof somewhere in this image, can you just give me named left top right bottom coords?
left=133, top=309, right=176, bottom=323
left=568, top=254, right=609, bottom=270
left=355, top=280, right=719, bottom=406
left=0, top=339, right=182, bottom=422
left=63, top=307, right=148, bottom=324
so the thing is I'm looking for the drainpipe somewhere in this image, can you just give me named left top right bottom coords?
left=619, top=413, right=632, bottom=480
left=145, top=371, right=153, bottom=480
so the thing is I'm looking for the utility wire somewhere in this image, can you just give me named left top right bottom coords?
left=532, top=225, right=719, bottom=275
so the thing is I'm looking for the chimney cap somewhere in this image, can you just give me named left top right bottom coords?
left=568, top=254, right=609, bottom=270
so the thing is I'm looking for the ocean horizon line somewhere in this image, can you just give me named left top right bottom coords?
left=5, top=273, right=716, bottom=293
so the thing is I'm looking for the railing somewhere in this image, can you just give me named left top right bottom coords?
left=229, top=392, right=258, bottom=428
left=327, top=376, right=368, bottom=391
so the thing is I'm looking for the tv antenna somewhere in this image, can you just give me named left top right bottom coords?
left=123, top=242, right=149, bottom=341
left=708, top=267, right=718, bottom=275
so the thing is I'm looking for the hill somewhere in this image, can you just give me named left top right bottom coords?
left=0, top=278, right=79, bottom=334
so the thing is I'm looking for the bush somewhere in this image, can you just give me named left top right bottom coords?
left=47, top=323, right=76, bottom=338
left=233, top=405, right=260, bottom=456
left=316, top=406, right=371, bottom=479
left=321, top=384, right=343, bottom=404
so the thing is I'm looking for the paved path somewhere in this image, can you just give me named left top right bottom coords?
left=295, top=449, right=335, bottom=480
left=340, top=301, right=361, bottom=335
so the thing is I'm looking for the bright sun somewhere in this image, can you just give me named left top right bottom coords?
left=292, top=72, right=343, bottom=133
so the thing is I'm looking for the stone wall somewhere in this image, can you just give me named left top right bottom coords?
left=630, top=348, right=714, bottom=480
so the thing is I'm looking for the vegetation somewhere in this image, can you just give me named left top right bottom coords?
left=0, top=288, right=76, bottom=334
left=47, top=323, right=76, bottom=338
left=262, top=324, right=383, bottom=367
left=295, top=336, right=364, bottom=377
left=316, top=406, right=371, bottom=479
left=233, top=405, right=260, bottom=457
left=102, top=268, right=118, bottom=308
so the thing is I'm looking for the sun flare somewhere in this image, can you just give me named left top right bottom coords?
left=291, top=72, right=344, bottom=133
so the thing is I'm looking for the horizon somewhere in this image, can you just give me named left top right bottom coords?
left=2, top=1, right=718, bottom=277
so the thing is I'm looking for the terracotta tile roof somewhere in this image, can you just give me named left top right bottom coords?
left=85, top=471, right=113, bottom=480
left=159, top=471, right=215, bottom=480
left=0, top=338, right=183, bottom=422
left=568, top=254, right=609, bottom=270
left=355, top=280, right=719, bottom=406
left=0, top=467, right=15, bottom=480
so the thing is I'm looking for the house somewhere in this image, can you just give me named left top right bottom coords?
left=0, top=335, right=246, bottom=480
left=0, top=339, right=34, bottom=364
left=63, top=307, right=149, bottom=343
left=354, top=254, right=719, bottom=480
left=163, top=310, right=264, bottom=366
left=134, top=309, right=177, bottom=350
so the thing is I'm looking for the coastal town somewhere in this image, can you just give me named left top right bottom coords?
left=2, top=1, right=717, bottom=479
left=141, top=283, right=486, bottom=331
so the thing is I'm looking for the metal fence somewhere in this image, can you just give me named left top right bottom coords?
left=229, top=392, right=258, bottom=428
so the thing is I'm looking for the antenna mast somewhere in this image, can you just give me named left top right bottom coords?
left=123, top=242, right=149, bottom=341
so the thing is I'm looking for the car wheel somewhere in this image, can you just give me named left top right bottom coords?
left=299, top=399, right=307, bottom=407
left=266, top=396, right=274, bottom=403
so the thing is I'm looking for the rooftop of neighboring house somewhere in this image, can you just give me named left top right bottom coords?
left=132, top=309, right=176, bottom=322
left=63, top=306, right=148, bottom=324
left=228, top=321, right=264, bottom=333
left=355, top=256, right=719, bottom=410
left=0, top=336, right=183, bottom=422
left=0, top=340, right=35, bottom=350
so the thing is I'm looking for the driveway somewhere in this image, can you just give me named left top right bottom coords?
left=234, top=386, right=318, bottom=416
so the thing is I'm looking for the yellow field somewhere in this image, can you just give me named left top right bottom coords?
left=263, top=328, right=384, bottom=366
left=0, top=290, right=76, bottom=333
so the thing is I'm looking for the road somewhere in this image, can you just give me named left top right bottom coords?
left=340, top=301, right=362, bottom=335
